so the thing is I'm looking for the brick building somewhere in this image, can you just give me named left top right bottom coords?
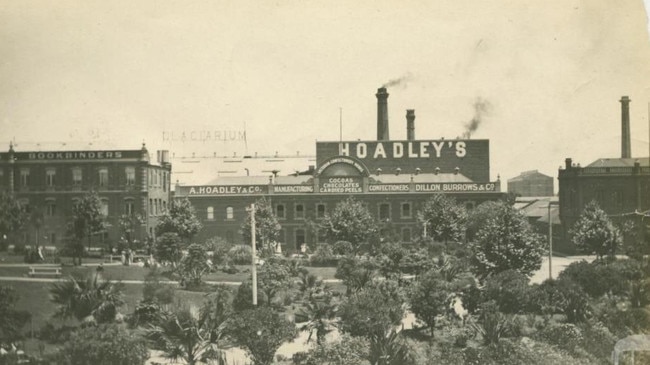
left=558, top=96, right=650, bottom=252
left=508, top=170, right=554, bottom=197
left=175, top=88, right=505, bottom=251
left=0, top=143, right=172, bottom=249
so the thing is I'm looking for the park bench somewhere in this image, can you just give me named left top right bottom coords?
left=27, top=266, right=62, bottom=278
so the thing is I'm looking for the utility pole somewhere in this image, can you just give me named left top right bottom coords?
left=250, top=203, right=257, bottom=306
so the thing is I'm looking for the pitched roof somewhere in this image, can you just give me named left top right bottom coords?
left=586, top=157, right=650, bottom=168
left=508, top=170, right=553, bottom=182
left=514, top=196, right=559, bottom=223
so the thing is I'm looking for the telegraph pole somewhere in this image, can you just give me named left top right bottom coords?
left=250, top=203, right=257, bottom=306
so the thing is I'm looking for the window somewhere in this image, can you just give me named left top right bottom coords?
left=72, top=168, right=82, bottom=186
left=402, top=228, right=412, bottom=243
left=149, top=199, right=153, bottom=216
left=379, top=203, right=391, bottom=221
left=50, top=233, right=57, bottom=245
left=316, top=203, right=326, bottom=219
left=124, top=200, right=134, bottom=216
left=46, top=201, right=56, bottom=217
left=401, top=202, right=411, bottom=218
left=295, top=204, right=305, bottom=220
left=276, top=204, right=286, bottom=219
left=20, top=169, right=30, bottom=187
left=207, top=206, right=214, bottom=220
left=162, top=172, right=167, bottom=192
left=100, top=199, right=109, bottom=217
left=46, top=169, right=56, bottom=187
left=98, top=168, right=108, bottom=187
left=226, top=206, right=234, bottom=220
left=125, top=167, right=135, bottom=186
left=163, top=201, right=167, bottom=212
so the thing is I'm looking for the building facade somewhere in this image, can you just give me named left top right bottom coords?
left=508, top=170, right=554, bottom=197
left=0, top=144, right=172, bottom=250
left=175, top=87, right=505, bottom=252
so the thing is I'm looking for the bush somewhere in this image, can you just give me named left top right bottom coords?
left=558, top=260, right=623, bottom=298
left=482, top=269, right=531, bottom=314
left=529, top=279, right=592, bottom=323
left=142, top=267, right=175, bottom=305
left=204, top=236, right=233, bottom=266
left=56, top=324, right=148, bottom=365
left=309, top=243, right=338, bottom=267
left=399, top=248, right=434, bottom=276
left=227, top=244, right=253, bottom=265
left=332, top=241, right=354, bottom=255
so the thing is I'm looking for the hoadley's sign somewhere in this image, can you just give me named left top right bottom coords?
left=338, top=141, right=468, bottom=159
left=319, top=177, right=362, bottom=193
left=184, top=185, right=268, bottom=196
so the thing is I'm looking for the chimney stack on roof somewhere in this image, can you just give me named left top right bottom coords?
left=620, top=96, right=631, bottom=158
left=406, top=109, right=415, bottom=141
left=376, top=87, right=390, bottom=140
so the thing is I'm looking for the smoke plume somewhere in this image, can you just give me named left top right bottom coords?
left=462, top=97, right=491, bottom=139
left=382, top=72, right=413, bottom=88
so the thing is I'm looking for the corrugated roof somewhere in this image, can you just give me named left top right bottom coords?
left=171, top=155, right=316, bottom=187
left=369, top=173, right=473, bottom=184
left=514, top=196, right=559, bottom=223
left=586, top=157, right=650, bottom=168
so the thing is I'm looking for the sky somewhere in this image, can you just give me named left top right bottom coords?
left=1, top=0, right=649, bottom=185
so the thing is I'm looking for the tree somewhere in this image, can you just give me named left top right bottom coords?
left=468, top=201, right=545, bottom=278
left=178, top=243, right=210, bottom=288
left=322, top=197, right=379, bottom=253
left=49, top=272, right=125, bottom=323
left=241, top=197, right=281, bottom=254
left=226, top=306, right=297, bottom=365
left=156, top=198, right=202, bottom=244
left=0, top=192, right=27, bottom=249
left=338, top=280, right=405, bottom=339
left=118, top=213, right=145, bottom=251
left=335, top=256, right=377, bottom=295
left=154, top=232, right=183, bottom=267
left=570, top=200, right=620, bottom=259
left=367, top=330, right=415, bottom=365
left=67, top=191, right=105, bottom=266
left=256, top=260, right=293, bottom=306
left=407, top=270, right=452, bottom=337
left=297, top=293, right=337, bottom=345
left=466, top=200, right=502, bottom=242
left=145, top=307, right=225, bottom=365
left=57, top=324, right=149, bottom=365
left=418, top=194, right=467, bottom=244
left=292, top=335, right=368, bottom=365
left=0, top=285, right=31, bottom=343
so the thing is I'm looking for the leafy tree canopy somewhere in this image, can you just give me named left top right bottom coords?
left=570, top=200, right=620, bottom=259
left=154, top=232, right=183, bottom=267
left=0, top=285, right=31, bottom=343
left=322, top=197, right=379, bottom=253
left=178, top=243, right=211, bottom=288
left=156, top=198, right=202, bottom=243
left=240, top=197, right=281, bottom=254
left=57, top=324, right=149, bottom=365
left=0, top=192, right=27, bottom=239
left=468, top=201, right=545, bottom=279
left=417, top=194, right=467, bottom=244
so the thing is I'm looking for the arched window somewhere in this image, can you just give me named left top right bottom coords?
left=207, top=206, right=214, bottom=220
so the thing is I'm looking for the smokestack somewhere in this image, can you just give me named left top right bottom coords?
left=406, top=109, right=415, bottom=140
left=620, top=96, right=631, bottom=158
left=376, top=87, right=389, bottom=140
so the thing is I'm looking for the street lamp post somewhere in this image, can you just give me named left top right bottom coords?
left=548, top=201, right=558, bottom=280
left=249, top=203, right=258, bottom=306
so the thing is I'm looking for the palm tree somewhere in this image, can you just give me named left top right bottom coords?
left=49, top=272, right=124, bottom=323
left=144, top=307, right=225, bottom=365
left=297, top=294, right=337, bottom=345
left=368, top=330, right=414, bottom=365
left=297, top=271, right=324, bottom=301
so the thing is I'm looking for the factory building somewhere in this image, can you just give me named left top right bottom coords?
left=559, top=96, right=650, bottom=253
left=175, top=88, right=505, bottom=252
left=508, top=170, right=554, bottom=197
left=0, top=144, right=172, bottom=249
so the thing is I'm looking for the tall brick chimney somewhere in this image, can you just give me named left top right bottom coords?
left=620, top=96, right=631, bottom=158
left=376, top=87, right=389, bottom=140
left=406, top=109, right=415, bottom=141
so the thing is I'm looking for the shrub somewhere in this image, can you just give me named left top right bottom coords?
left=227, top=244, right=253, bottom=265
left=177, top=243, right=210, bottom=288
left=56, top=324, right=148, bottom=365
left=204, top=236, right=233, bottom=266
left=482, top=269, right=531, bottom=314
left=470, top=301, right=520, bottom=346
left=332, top=240, right=353, bottom=255
left=529, top=279, right=591, bottom=323
left=558, top=260, right=623, bottom=298
left=399, top=248, right=434, bottom=275
left=309, top=243, right=338, bottom=267
left=142, top=267, right=175, bottom=305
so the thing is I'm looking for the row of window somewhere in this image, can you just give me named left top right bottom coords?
left=204, top=202, right=414, bottom=221
left=20, top=198, right=139, bottom=218
left=149, top=199, right=167, bottom=216
left=0, top=167, right=168, bottom=191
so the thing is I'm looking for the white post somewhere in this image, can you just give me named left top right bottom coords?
left=548, top=202, right=553, bottom=280
left=250, top=203, right=257, bottom=306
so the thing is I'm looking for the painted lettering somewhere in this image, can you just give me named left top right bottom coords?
left=393, top=142, right=404, bottom=158
left=356, top=143, right=367, bottom=158
left=373, top=143, right=387, bottom=158
left=419, top=142, right=429, bottom=158
left=408, top=142, right=418, bottom=158
left=431, top=141, right=444, bottom=157
left=340, top=143, right=350, bottom=156
left=456, top=141, right=466, bottom=157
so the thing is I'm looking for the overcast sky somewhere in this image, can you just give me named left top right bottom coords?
left=1, top=0, right=649, bottom=184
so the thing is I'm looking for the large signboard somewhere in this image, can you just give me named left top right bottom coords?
left=316, top=140, right=490, bottom=182
left=179, top=185, right=269, bottom=196
left=8, top=150, right=143, bottom=161
left=319, top=177, right=363, bottom=193
left=414, top=182, right=497, bottom=192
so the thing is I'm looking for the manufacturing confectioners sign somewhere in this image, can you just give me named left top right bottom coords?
left=319, top=177, right=362, bottom=193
